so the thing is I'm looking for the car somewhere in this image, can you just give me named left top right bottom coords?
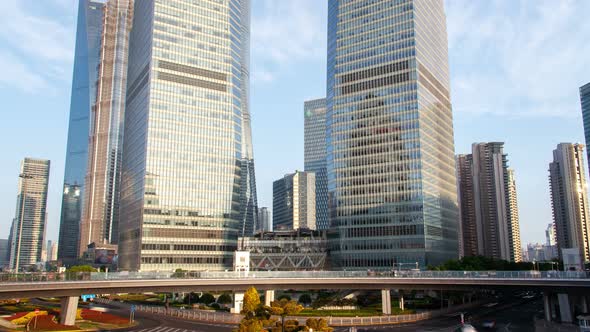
left=481, top=320, right=496, bottom=328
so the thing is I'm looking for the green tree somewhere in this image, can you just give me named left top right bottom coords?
left=270, top=299, right=303, bottom=332
left=68, top=265, right=97, bottom=272
left=217, top=293, right=233, bottom=305
left=200, top=293, right=215, bottom=305
left=298, top=294, right=312, bottom=306
left=305, top=318, right=333, bottom=332
left=235, top=287, right=272, bottom=332
left=277, top=294, right=291, bottom=301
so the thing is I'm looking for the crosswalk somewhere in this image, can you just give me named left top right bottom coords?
left=120, top=324, right=233, bottom=332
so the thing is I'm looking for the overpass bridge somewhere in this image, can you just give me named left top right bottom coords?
left=1, top=270, right=589, bottom=325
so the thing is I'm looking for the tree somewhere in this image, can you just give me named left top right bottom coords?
left=270, top=299, right=303, bottom=332
left=217, top=293, right=233, bottom=305
left=200, top=293, right=215, bottom=305
left=235, top=287, right=272, bottom=332
left=277, top=294, right=291, bottom=301
left=305, top=318, right=333, bottom=332
left=298, top=294, right=312, bottom=306
left=67, top=265, right=97, bottom=273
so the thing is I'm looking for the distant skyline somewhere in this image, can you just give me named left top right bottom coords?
left=0, top=0, right=589, bottom=247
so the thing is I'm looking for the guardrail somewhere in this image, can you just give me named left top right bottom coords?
left=93, top=297, right=481, bottom=326
left=0, top=270, right=588, bottom=283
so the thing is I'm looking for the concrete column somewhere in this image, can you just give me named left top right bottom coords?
left=381, top=289, right=391, bottom=315
left=60, top=296, right=79, bottom=326
left=231, top=292, right=244, bottom=314
left=399, top=291, right=405, bottom=311
left=557, top=293, right=573, bottom=323
left=264, top=290, right=275, bottom=307
left=543, top=292, right=551, bottom=322
left=580, top=295, right=588, bottom=313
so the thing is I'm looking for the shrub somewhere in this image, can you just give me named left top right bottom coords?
left=10, top=311, right=48, bottom=325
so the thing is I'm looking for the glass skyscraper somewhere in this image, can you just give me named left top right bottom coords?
left=9, top=158, right=50, bottom=271
left=118, top=0, right=256, bottom=271
left=58, top=0, right=107, bottom=264
left=581, top=82, right=590, bottom=177
left=304, top=98, right=329, bottom=230
left=326, top=0, right=459, bottom=269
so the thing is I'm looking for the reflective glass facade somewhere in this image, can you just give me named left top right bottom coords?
left=304, top=98, right=329, bottom=230
left=327, top=0, right=459, bottom=269
left=119, top=0, right=255, bottom=271
left=9, top=158, right=50, bottom=271
left=58, top=0, right=106, bottom=264
left=581, top=83, right=590, bottom=177
left=79, top=0, right=133, bottom=255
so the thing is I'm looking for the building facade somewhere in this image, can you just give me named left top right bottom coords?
left=9, top=158, right=50, bottom=271
left=0, top=239, right=8, bottom=269
left=78, top=0, right=134, bottom=256
left=118, top=0, right=255, bottom=271
left=581, top=83, right=590, bottom=177
left=273, top=171, right=316, bottom=231
left=456, top=154, right=477, bottom=258
left=549, top=143, right=590, bottom=263
left=304, top=98, right=329, bottom=230
left=326, top=0, right=459, bottom=269
left=58, top=0, right=107, bottom=265
left=257, top=207, right=272, bottom=233
left=506, top=169, right=522, bottom=262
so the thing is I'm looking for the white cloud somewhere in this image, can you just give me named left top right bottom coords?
left=447, top=0, right=590, bottom=118
left=251, top=0, right=327, bottom=82
left=0, top=0, right=74, bottom=92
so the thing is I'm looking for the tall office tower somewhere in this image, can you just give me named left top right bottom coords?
left=9, top=158, right=50, bottom=271
left=118, top=0, right=255, bottom=271
left=549, top=143, right=590, bottom=263
left=326, top=0, right=459, bottom=269
left=273, top=171, right=317, bottom=231
left=456, top=154, right=477, bottom=258
left=546, top=223, right=556, bottom=246
left=581, top=82, right=590, bottom=177
left=304, top=98, right=329, bottom=230
left=257, top=207, right=272, bottom=232
left=469, top=143, right=521, bottom=261
left=506, top=169, right=522, bottom=262
left=0, top=239, right=8, bottom=268
left=58, top=0, right=108, bottom=265
left=46, top=240, right=58, bottom=262
left=78, top=0, right=134, bottom=256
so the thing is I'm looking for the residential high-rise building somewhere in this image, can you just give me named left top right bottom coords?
left=46, top=240, right=58, bottom=262
left=546, top=223, right=556, bottom=246
left=9, top=158, right=50, bottom=271
left=549, top=143, right=590, bottom=263
left=273, top=171, right=316, bottom=231
left=118, top=0, right=255, bottom=271
left=78, top=0, right=134, bottom=257
left=326, top=0, right=459, bottom=269
left=304, top=98, right=329, bottom=230
left=58, top=0, right=108, bottom=265
left=465, top=143, right=521, bottom=262
left=257, top=207, right=272, bottom=233
left=456, top=154, right=477, bottom=258
left=580, top=82, right=590, bottom=177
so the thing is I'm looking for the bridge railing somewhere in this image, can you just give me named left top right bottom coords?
left=0, top=270, right=588, bottom=283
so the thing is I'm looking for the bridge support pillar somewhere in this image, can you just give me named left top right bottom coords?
left=231, top=292, right=244, bottom=314
left=399, top=291, right=404, bottom=311
left=60, top=296, right=79, bottom=326
left=381, top=289, right=391, bottom=315
left=543, top=292, right=552, bottom=322
left=264, top=290, right=275, bottom=306
left=558, top=293, right=573, bottom=323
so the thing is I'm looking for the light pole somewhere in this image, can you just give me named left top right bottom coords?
left=14, top=173, right=34, bottom=272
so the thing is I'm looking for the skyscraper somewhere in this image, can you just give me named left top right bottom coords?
left=9, top=158, right=50, bottom=271
left=304, top=98, right=329, bottom=230
left=463, top=142, right=521, bottom=262
left=78, top=0, right=134, bottom=256
left=257, top=207, right=272, bottom=233
left=456, top=154, right=477, bottom=258
left=326, top=0, right=459, bottom=269
left=273, top=171, right=316, bottom=231
left=0, top=239, right=8, bottom=269
left=581, top=82, right=590, bottom=177
left=58, top=0, right=108, bottom=265
left=549, top=143, right=590, bottom=263
left=118, top=0, right=255, bottom=271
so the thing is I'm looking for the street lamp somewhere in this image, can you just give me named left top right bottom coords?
left=14, top=173, right=34, bottom=272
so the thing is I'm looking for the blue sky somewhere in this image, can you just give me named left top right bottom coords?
left=0, top=0, right=589, bottom=247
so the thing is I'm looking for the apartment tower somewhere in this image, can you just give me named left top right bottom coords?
left=549, top=143, right=590, bottom=263
left=326, top=0, right=459, bottom=268
left=118, top=0, right=255, bottom=271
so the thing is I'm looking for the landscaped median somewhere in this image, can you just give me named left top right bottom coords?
left=0, top=300, right=136, bottom=331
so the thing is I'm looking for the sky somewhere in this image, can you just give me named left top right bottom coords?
left=0, top=0, right=589, bottom=248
